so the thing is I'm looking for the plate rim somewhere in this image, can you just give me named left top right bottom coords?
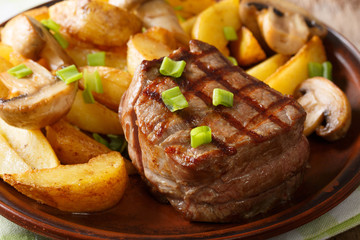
left=1, top=1, right=360, bottom=239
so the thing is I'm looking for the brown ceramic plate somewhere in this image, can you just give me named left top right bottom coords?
left=1, top=2, right=360, bottom=240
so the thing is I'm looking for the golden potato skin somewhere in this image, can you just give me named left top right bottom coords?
left=79, top=66, right=132, bottom=111
left=66, top=90, right=123, bottom=134
left=127, top=29, right=175, bottom=75
left=265, top=36, right=327, bottom=95
left=49, top=0, right=142, bottom=47
left=46, top=120, right=111, bottom=165
left=3, top=152, right=128, bottom=212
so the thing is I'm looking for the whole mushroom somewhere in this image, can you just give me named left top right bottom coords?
left=295, top=77, right=351, bottom=141
left=239, top=0, right=327, bottom=55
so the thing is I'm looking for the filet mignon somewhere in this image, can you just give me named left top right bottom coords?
left=119, top=40, right=309, bottom=222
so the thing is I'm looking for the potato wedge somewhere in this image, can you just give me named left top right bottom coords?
left=181, top=16, right=197, bottom=38
left=246, top=54, right=291, bottom=81
left=0, top=134, right=30, bottom=175
left=79, top=67, right=132, bottom=111
left=66, top=90, right=123, bottom=134
left=192, top=0, right=241, bottom=56
left=230, top=26, right=266, bottom=67
left=0, top=118, right=59, bottom=169
left=3, top=152, right=128, bottom=212
left=49, top=0, right=142, bottom=47
left=65, top=46, right=127, bottom=70
left=0, top=43, right=13, bottom=63
left=46, top=120, right=111, bottom=165
left=265, top=36, right=327, bottom=95
left=168, top=0, right=216, bottom=19
left=127, top=31, right=174, bottom=75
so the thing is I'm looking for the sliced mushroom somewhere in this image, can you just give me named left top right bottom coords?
left=239, top=0, right=327, bottom=55
left=295, top=77, right=351, bottom=141
left=0, top=60, right=77, bottom=129
left=1, top=15, right=73, bottom=71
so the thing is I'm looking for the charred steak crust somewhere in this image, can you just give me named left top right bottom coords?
left=120, top=40, right=309, bottom=222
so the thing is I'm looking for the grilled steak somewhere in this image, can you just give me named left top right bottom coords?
left=119, top=40, right=309, bottom=222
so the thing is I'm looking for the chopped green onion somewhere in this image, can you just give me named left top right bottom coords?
left=227, top=56, right=238, bottom=66
left=53, top=32, right=69, bottom=49
left=41, top=19, right=61, bottom=32
left=87, top=52, right=106, bottom=66
left=177, top=14, right=185, bottom=23
left=7, top=64, right=33, bottom=79
left=191, top=126, right=212, bottom=148
left=308, top=62, right=323, bottom=78
left=107, top=134, right=127, bottom=153
left=142, top=27, right=147, bottom=33
left=93, top=133, right=109, bottom=147
left=82, top=87, right=95, bottom=104
left=173, top=5, right=183, bottom=11
left=159, top=57, right=186, bottom=78
left=56, top=65, right=82, bottom=84
left=212, top=88, right=234, bottom=107
left=322, top=61, right=333, bottom=81
left=84, top=69, right=103, bottom=93
left=223, top=26, right=238, bottom=41
left=161, top=86, right=188, bottom=112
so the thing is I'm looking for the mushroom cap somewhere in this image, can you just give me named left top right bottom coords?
left=296, top=77, right=351, bottom=141
left=0, top=60, right=77, bottom=129
left=239, top=0, right=327, bottom=55
left=1, top=15, right=73, bottom=71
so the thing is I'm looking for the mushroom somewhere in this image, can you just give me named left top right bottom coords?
left=0, top=15, right=77, bottom=129
left=109, top=0, right=189, bottom=45
left=1, top=15, right=73, bottom=71
left=239, top=0, right=327, bottom=55
left=295, top=77, right=351, bottom=141
left=0, top=60, right=77, bottom=129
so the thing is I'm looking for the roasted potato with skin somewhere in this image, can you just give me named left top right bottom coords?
left=49, top=0, right=142, bottom=48
left=46, top=119, right=111, bottom=165
left=265, top=35, right=327, bottom=95
left=66, top=46, right=127, bottom=70
left=246, top=54, right=291, bottom=81
left=230, top=26, right=266, bottom=67
left=79, top=66, right=132, bottom=111
left=127, top=28, right=176, bottom=75
left=0, top=118, right=59, bottom=169
left=167, top=0, right=216, bottom=19
left=66, top=90, right=123, bottom=134
left=3, top=152, right=128, bottom=212
left=192, top=0, right=241, bottom=56
left=0, top=134, right=30, bottom=175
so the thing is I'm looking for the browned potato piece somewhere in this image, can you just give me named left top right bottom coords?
left=246, top=54, right=291, bottom=81
left=127, top=28, right=176, bottom=75
left=3, top=152, right=128, bottom=212
left=265, top=36, right=327, bottom=95
left=192, top=0, right=241, bottom=56
left=66, top=90, right=123, bottom=134
left=79, top=66, right=132, bottom=111
left=65, top=45, right=127, bottom=70
left=168, top=0, right=216, bottom=19
left=49, top=0, right=142, bottom=47
left=46, top=120, right=111, bottom=165
left=230, top=26, right=266, bottom=67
